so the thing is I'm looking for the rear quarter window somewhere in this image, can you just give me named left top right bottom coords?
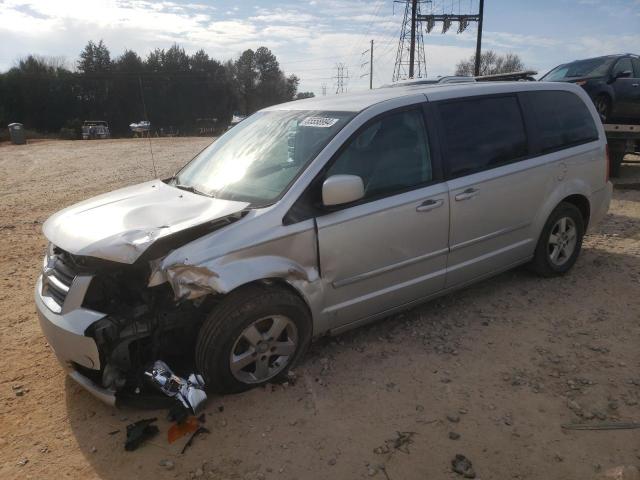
left=437, top=95, right=528, bottom=178
left=524, top=90, right=598, bottom=154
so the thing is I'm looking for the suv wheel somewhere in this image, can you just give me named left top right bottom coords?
left=195, top=284, right=312, bottom=393
left=594, top=95, right=611, bottom=123
left=530, top=202, right=585, bottom=277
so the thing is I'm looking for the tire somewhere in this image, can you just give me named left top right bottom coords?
left=609, top=141, right=626, bottom=178
left=530, top=202, right=585, bottom=277
left=195, top=284, right=312, bottom=394
left=594, top=95, right=611, bottom=123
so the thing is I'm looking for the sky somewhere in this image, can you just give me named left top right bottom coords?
left=0, top=0, right=639, bottom=95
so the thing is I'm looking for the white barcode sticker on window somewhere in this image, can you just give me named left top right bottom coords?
left=300, top=117, right=339, bottom=128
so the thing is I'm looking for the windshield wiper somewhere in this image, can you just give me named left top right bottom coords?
left=173, top=183, right=213, bottom=198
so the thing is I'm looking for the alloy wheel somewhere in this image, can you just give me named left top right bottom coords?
left=547, top=216, right=577, bottom=266
left=229, top=315, right=298, bottom=384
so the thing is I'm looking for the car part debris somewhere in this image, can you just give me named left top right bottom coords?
left=451, top=454, right=476, bottom=478
left=561, top=422, right=640, bottom=430
left=144, top=360, right=207, bottom=415
left=180, top=426, right=210, bottom=454
left=124, top=418, right=159, bottom=451
left=168, top=416, right=200, bottom=444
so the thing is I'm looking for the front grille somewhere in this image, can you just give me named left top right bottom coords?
left=42, top=248, right=78, bottom=310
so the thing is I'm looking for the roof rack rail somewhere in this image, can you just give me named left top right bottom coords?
left=474, top=70, right=538, bottom=82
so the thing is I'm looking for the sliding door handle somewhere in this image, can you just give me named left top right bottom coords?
left=416, top=198, right=444, bottom=212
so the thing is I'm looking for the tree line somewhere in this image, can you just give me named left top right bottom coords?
left=0, top=40, right=314, bottom=138
left=455, top=50, right=527, bottom=77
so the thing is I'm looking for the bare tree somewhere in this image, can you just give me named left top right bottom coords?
left=455, top=50, right=526, bottom=76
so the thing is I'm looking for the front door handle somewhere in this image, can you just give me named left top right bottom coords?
left=454, top=187, right=479, bottom=201
left=416, top=198, right=444, bottom=212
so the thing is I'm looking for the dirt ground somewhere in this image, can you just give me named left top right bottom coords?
left=1, top=138, right=639, bottom=480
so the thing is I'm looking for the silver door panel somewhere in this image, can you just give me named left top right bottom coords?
left=317, top=183, right=449, bottom=327
left=446, top=156, right=556, bottom=287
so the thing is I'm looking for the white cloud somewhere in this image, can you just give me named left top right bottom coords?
left=1, top=0, right=638, bottom=95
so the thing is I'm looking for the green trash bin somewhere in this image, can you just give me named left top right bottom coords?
left=8, top=123, right=26, bottom=145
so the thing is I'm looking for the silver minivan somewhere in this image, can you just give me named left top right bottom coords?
left=35, top=81, right=612, bottom=404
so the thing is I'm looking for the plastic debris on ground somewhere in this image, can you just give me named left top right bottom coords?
left=181, top=426, right=210, bottom=454
left=125, top=418, right=159, bottom=451
left=168, top=415, right=200, bottom=444
left=144, top=360, right=208, bottom=415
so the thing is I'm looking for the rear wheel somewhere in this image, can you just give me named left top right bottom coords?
left=530, top=203, right=584, bottom=277
left=609, top=141, right=626, bottom=178
left=195, top=284, right=312, bottom=393
left=594, top=95, right=611, bottom=123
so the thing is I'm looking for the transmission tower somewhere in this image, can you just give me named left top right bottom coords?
left=393, top=0, right=427, bottom=82
left=393, top=0, right=485, bottom=82
left=334, top=63, right=349, bottom=94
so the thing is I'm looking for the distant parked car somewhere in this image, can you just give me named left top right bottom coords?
left=540, top=54, right=640, bottom=124
left=81, top=120, right=110, bottom=140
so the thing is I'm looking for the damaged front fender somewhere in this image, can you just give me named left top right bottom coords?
left=151, top=255, right=317, bottom=301
left=148, top=222, right=324, bottom=318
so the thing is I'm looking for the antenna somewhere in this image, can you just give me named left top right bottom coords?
left=138, top=75, right=157, bottom=178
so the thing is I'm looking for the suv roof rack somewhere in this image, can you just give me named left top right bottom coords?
left=474, top=70, right=538, bottom=82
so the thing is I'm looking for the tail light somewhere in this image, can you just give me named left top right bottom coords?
left=605, top=144, right=610, bottom=182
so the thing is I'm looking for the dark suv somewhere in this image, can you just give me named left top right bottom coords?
left=540, top=54, right=640, bottom=124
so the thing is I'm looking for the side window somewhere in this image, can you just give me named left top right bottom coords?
left=612, top=58, right=633, bottom=77
left=525, top=91, right=598, bottom=153
left=325, top=108, right=432, bottom=200
left=632, top=58, right=640, bottom=78
left=437, top=96, right=527, bottom=178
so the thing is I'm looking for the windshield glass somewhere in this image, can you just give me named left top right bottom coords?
left=174, top=110, right=355, bottom=206
left=541, top=57, right=616, bottom=81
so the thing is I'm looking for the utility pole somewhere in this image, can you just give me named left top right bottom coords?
left=370, top=39, right=374, bottom=89
left=408, top=0, right=417, bottom=78
left=395, top=0, right=484, bottom=82
left=474, top=0, right=485, bottom=76
left=360, top=40, right=375, bottom=89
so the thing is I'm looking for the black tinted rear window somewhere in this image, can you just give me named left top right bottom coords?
left=438, top=95, right=528, bottom=178
left=525, top=90, right=598, bottom=153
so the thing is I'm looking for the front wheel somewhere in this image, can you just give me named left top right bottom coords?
left=530, top=203, right=585, bottom=277
left=195, top=284, right=312, bottom=393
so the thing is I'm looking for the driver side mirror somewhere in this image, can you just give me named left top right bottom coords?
left=610, top=70, right=632, bottom=82
left=322, top=174, right=365, bottom=207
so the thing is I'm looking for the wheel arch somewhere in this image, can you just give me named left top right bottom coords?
left=561, top=193, right=591, bottom=230
left=533, top=180, right=592, bottom=243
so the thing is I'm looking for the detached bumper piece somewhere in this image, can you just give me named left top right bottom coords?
left=125, top=418, right=159, bottom=451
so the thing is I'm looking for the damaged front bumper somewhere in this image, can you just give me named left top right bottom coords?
left=35, top=275, right=116, bottom=405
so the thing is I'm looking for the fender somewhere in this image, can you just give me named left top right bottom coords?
left=148, top=220, right=327, bottom=330
left=532, top=177, right=592, bottom=241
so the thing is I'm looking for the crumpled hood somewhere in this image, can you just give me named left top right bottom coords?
left=43, top=180, right=249, bottom=264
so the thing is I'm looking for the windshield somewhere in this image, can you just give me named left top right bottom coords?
left=174, top=110, right=355, bottom=206
left=541, top=57, right=616, bottom=81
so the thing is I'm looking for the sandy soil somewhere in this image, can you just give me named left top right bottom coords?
left=0, top=139, right=639, bottom=480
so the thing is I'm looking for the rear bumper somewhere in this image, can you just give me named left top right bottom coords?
left=35, top=276, right=116, bottom=405
left=589, top=181, right=613, bottom=229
